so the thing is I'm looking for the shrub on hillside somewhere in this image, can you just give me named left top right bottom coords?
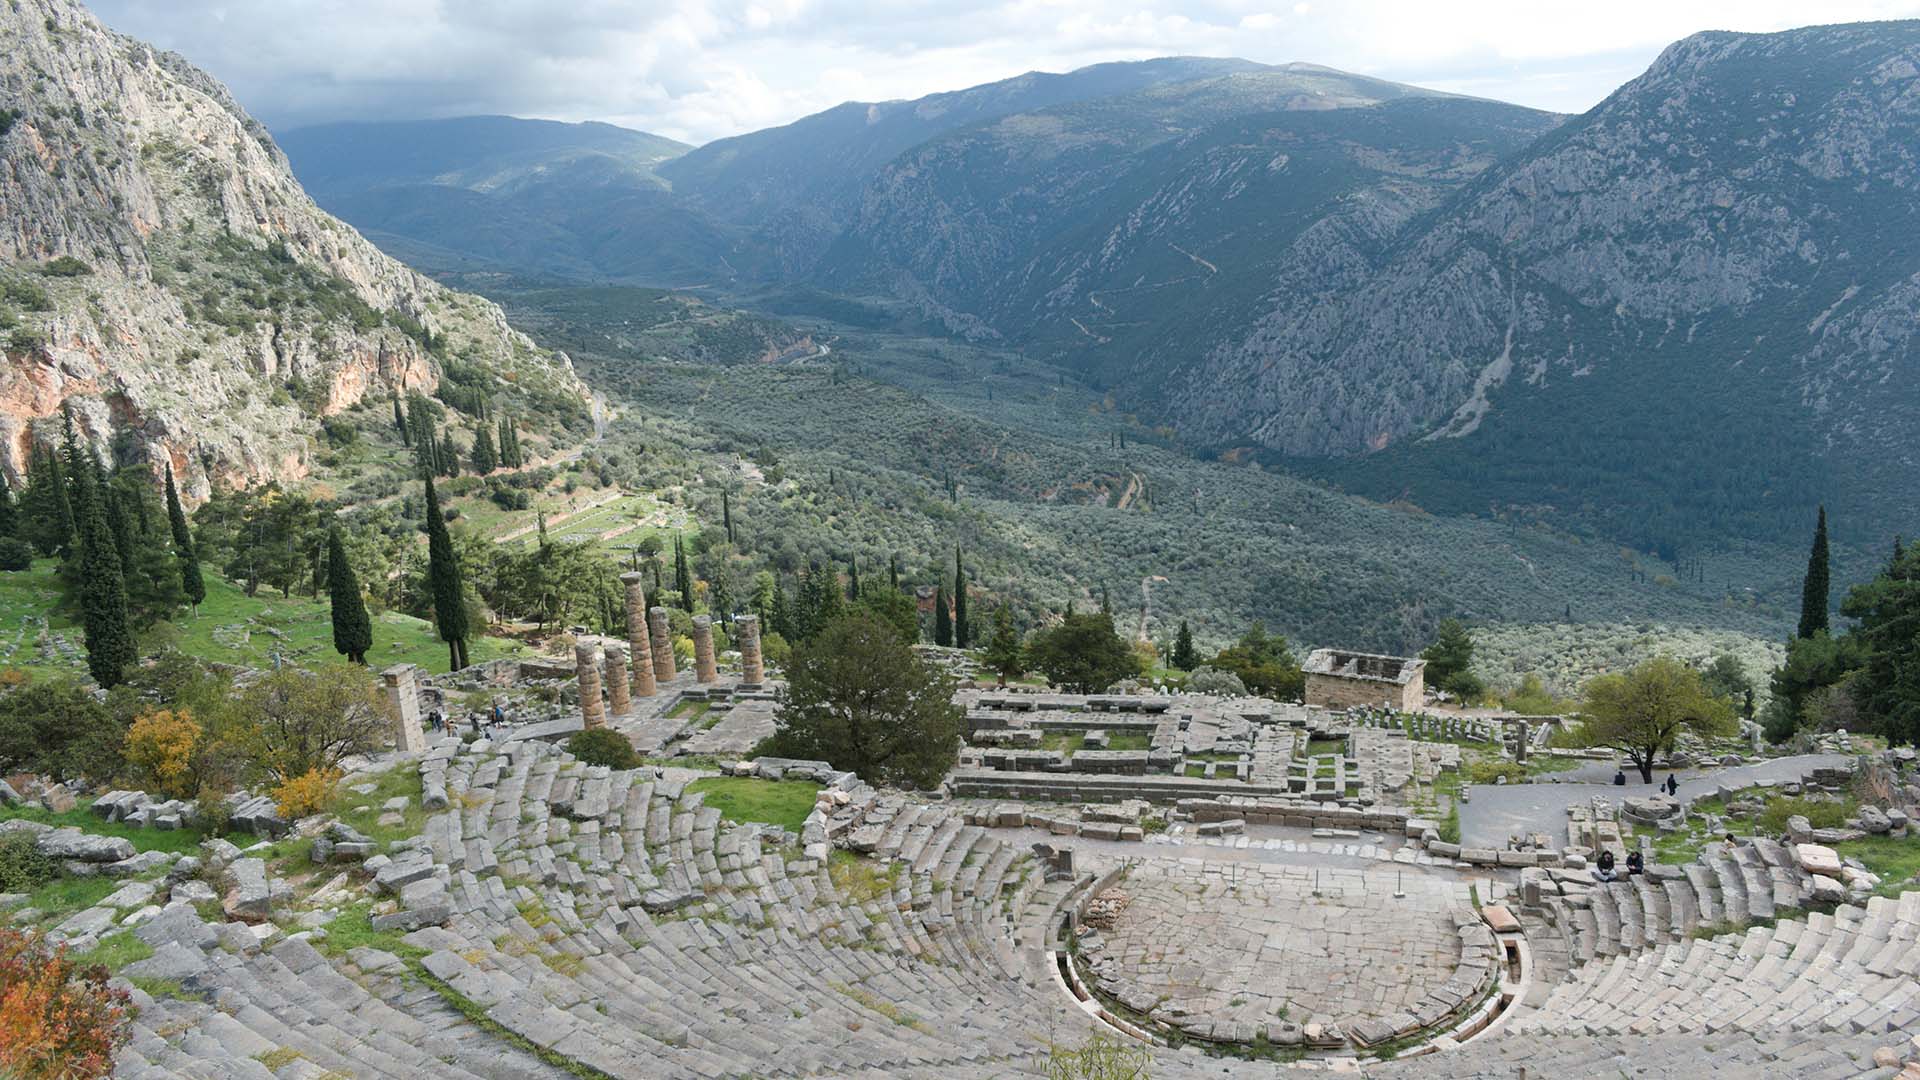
left=0, top=537, right=34, bottom=571
left=0, top=927, right=131, bottom=1079
left=1186, top=666, right=1247, bottom=696
left=0, top=834, right=56, bottom=894
left=122, top=709, right=201, bottom=800
left=271, top=767, right=342, bottom=819
left=566, top=728, right=640, bottom=770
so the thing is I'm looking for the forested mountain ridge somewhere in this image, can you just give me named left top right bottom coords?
left=0, top=0, right=588, bottom=498
left=1177, top=21, right=1920, bottom=555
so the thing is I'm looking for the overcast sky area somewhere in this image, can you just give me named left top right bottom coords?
left=88, top=1, right=1920, bottom=145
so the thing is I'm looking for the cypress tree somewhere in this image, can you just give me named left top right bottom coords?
left=1798, top=505, right=1830, bottom=639
left=722, top=489, right=734, bottom=543
left=164, top=465, right=206, bottom=610
left=326, top=525, right=372, bottom=663
left=933, top=584, right=952, bottom=646
left=0, top=471, right=16, bottom=540
left=847, top=555, right=861, bottom=601
left=423, top=475, right=470, bottom=670
left=1172, top=620, right=1197, bottom=670
left=393, top=394, right=409, bottom=445
left=471, top=424, right=497, bottom=474
left=953, top=547, right=969, bottom=648
left=769, top=577, right=792, bottom=640
left=103, top=481, right=137, bottom=583
left=674, top=534, right=694, bottom=611
left=74, top=482, right=134, bottom=688
left=414, top=423, right=437, bottom=480
left=1099, top=584, right=1111, bottom=615
left=888, top=554, right=900, bottom=593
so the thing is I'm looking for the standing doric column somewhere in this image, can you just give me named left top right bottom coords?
left=736, top=614, right=764, bottom=686
left=604, top=639, right=632, bottom=716
left=648, top=606, right=677, bottom=683
left=622, top=572, right=656, bottom=697
left=692, top=616, right=718, bottom=683
left=575, top=640, right=606, bottom=730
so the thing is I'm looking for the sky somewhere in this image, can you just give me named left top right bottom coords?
left=89, top=1, right=1920, bottom=145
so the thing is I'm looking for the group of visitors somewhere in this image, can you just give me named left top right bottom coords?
left=427, top=700, right=511, bottom=740
left=1593, top=848, right=1646, bottom=882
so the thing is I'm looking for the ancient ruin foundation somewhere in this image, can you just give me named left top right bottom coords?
left=692, top=615, right=717, bottom=683
left=649, top=606, right=677, bottom=682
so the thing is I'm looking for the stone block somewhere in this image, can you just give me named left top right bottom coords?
left=1795, top=843, right=1842, bottom=876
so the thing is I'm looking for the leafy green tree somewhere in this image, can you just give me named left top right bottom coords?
left=792, top=563, right=842, bottom=642
left=1799, top=505, right=1830, bottom=639
left=760, top=611, right=963, bottom=788
left=0, top=677, right=125, bottom=780
left=1765, top=631, right=1866, bottom=743
left=853, top=587, right=921, bottom=645
left=1576, top=656, right=1735, bottom=782
left=982, top=603, right=1026, bottom=686
left=1421, top=618, right=1483, bottom=700
left=1700, top=653, right=1751, bottom=704
left=234, top=663, right=388, bottom=782
left=1028, top=612, right=1139, bottom=693
left=164, top=465, right=206, bottom=610
left=932, top=583, right=952, bottom=646
left=1208, top=623, right=1304, bottom=700
left=567, top=728, right=640, bottom=769
left=1838, top=539, right=1920, bottom=744
left=423, top=475, right=470, bottom=670
left=1170, top=620, right=1197, bottom=671
left=953, top=547, right=970, bottom=648
left=326, top=526, right=372, bottom=664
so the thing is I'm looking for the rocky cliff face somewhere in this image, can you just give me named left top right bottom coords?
left=0, top=0, right=586, bottom=499
left=1175, top=23, right=1920, bottom=464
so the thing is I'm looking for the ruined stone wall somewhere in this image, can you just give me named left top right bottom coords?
left=1305, top=671, right=1422, bottom=711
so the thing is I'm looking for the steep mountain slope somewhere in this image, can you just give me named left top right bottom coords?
left=278, top=116, right=734, bottom=284
left=1173, top=22, right=1920, bottom=554
left=657, top=57, right=1269, bottom=275
left=0, top=0, right=587, bottom=497
left=813, top=72, right=1558, bottom=347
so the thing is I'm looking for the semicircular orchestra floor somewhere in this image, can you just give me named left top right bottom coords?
left=1080, top=859, right=1488, bottom=1048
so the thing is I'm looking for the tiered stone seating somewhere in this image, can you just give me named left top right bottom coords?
left=381, top=742, right=1097, bottom=1079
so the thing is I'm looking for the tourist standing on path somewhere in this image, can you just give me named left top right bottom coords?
left=1665, top=774, right=1679, bottom=797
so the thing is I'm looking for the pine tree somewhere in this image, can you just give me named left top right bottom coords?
left=933, top=584, right=952, bottom=646
left=74, top=476, right=134, bottom=688
left=1171, top=620, right=1197, bottom=670
left=722, top=489, right=734, bottom=543
left=952, top=547, right=970, bottom=648
left=1798, top=505, right=1830, bottom=639
left=673, top=534, right=694, bottom=611
left=438, top=428, right=460, bottom=477
left=423, top=475, right=469, bottom=670
left=326, top=526, right=372, bottom=664
left=769, top=576, right=792, bottom=640
left=471, top=424, right=497, bottom=474
left=103, top=481, right=138, bottom=583
left=982, top=603, right=1025, bottom=686
left=164, top=465, right=206, bottom=610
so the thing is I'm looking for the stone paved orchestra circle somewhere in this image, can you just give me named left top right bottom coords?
left=1092, top=860, right=1473, bottom=1030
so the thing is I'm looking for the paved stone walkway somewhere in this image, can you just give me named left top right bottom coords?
left=1458, top=753, right=1852, bottom=848
left=1093, top=861, right=1471, bottom=1031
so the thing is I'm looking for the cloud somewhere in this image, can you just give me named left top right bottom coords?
left=86, top=0, right=1920, bottom=143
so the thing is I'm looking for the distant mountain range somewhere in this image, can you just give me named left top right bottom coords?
left=278, top=23, right=1920, bottom=558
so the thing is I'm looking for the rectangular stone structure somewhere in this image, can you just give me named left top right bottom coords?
left=736, top=614, right=764, bottom=686
left=604, top=640, right=632, bottom=716
left=648, top=606, right=677, bottom=682
left=575, top=641, right=606, bottom=730
left=622, top=572, right=656, bottom=697
left=381, top=664, right=427, bottom=752
left=692, top=615, right=718, bottom=683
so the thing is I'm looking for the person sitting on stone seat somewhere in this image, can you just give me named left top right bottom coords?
left=1625, top=849, right=1644, bottom=876
left=1594, top=849, right=1617, bottom=882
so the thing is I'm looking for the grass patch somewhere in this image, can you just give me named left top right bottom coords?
left=828, top=850, right=900, bottom=904
left=0, top=802, right=208, bottom=857
left=18, top=876, right=122, bottom=925
left=70, top=931, right=156, bottom=972
left=331, top=763, right=427, bottom=853
left=665, top=699, right=711, bottom=723
left=1102, top=731, right=1151, bottom=752
left=1303, top=739, right=1346, bottom=758
left=686, top=777, right=820, bottom=832
left=414, top=966, right=615, bottom=1080
left=255, top=1048, right=306, bottom=1070
left=314, top=902, right=430, bottom=962
left=1835, top=837, right=1920, bottom=894
left=1039, top=731, right=1087, bottom=755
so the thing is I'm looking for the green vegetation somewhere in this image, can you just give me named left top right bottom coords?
left=565, top=728, right=642, bottom=770
left=686, top=777, right=821, bottom=833
left=1571, top=657, right=1736, bottom=783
